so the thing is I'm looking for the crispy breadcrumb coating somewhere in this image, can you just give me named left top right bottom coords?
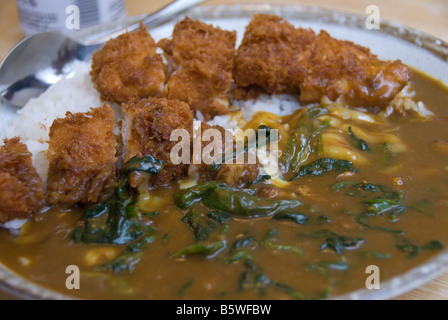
left=300, top=30, right=412, bottom=108
left=46, top=105, right=117, bottom=206
left=159, top=17, right=236, bottom=120
left=234, top=14, right=315, bottom=93
left=0, top=138, right=44, bottom=223
left=122, top=97, right=194, bottom=188
left=91, top=24, right=166, bottom=103
left=234, top=14, right=411, bottom=109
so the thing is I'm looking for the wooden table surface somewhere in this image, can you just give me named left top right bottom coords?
left=1, top=0, right=448, bottom=300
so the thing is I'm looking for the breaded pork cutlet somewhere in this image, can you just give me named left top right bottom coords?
left=299, top=30, right=412, bottom=108
left=234, top=14, right=411, bottom=109
left=159, top=17, right=236, bottom=120
left=122, top=97, right=194, bottom=188
left=46, top=105, right=117, bottom=206
left=0, top=138, right=44, bottom=223
left=91, top=24, right=166, bottom=104
left=233, top=14, right=315, bottom=94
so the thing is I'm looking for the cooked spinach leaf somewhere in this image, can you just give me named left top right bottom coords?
left=298, top=229, right=364, bottom=254
left=202, top=188, right=302, bottom=217
left=212, top=125, right=278, bottom=172
left=273, top=212, right=309, bottom=225
left=348, top=126, right=370, bottom=152
left=227, top=251, right=252, bottom=264
left=396, top=239, right=444, bottom=258
left=379, top=142, right=394, bottom=166
left=172, top=241, right=227, bottom=259
left=206, top=211, right=231, bottom=225
left=357, top=212, right=403, bottom=234
left=175, top=181, right=302, bottom=217
left=181, top=206, right=216, bottom=241
left=179, top=279, right=194, bottom=297
left=229, top=237, right=256, bottom=255
left=97, top=227, right=156, bottom=274
left=306, top=260, right=350, bottom=276
left=355, top=251, right=391, bottom=260
left=281, top=106, right=329, bottom=175
left=265, top=242, right=303, bottom=256
left=291, top=158, right=358, bottom=180
left=73, top=155, right=164, bottom=245
left=174, top=181, right=225, bottom=209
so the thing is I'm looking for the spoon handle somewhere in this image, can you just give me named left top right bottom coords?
left=72, top=0, right=207, bottom=45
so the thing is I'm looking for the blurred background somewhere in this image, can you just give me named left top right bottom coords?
left=1, top=0, right=448, bottom=60
left=1, top=0, right=448, bottom=300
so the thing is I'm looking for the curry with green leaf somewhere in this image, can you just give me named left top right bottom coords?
left=1, top=71, right=448, bottom=300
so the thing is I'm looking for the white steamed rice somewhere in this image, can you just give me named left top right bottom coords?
left=4, top=62, right=102, bottom=182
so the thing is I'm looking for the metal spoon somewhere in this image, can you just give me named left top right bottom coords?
left=0, top=0, right=206, bottom=108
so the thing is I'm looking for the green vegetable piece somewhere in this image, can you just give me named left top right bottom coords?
left=298, top=229, right=364, bottom=254
left=212, top=125, right=278, bottom=172
left=292, top=158, right=358, bottom=180
left=174, top=181, right=225, bottom=209
left=357, top=212, right=403, bottom=234
left=229, top=237, right=255, bottom=255
left=73, top=155, right=164, bottom=245
left=355, top=251, right=391, bottom=260
left=396, top=239, right=444, bottom=258
left=206, top=211, right=231, bottom=225
left=272, top=212, right=309, bottom=225
left=348, top=126, right=370, bottom=152
left=179, top=279, right=194, bottom=297
left=306, top=261, right=350, bottom=276
left=281, top=107, right=329, bottom=175
left=181, top=207, right=216, bottom=241
left=172, top=241, right=226, bottom=259
left=259, top=228, right=278, bottom=246
left=379, top=142, right=394, bottom=166
left=265, top=242, right=303, bottom=256
left=202, top=188, right=302, bottom=217
left=105, top=251, right=142, bottom=274
left=226, top=251, right=251, bottom=264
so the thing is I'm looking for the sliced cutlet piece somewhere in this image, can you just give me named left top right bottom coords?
left=91, top=24, right=166, bottom=104
left=0, top=138, right=44, bottom=223
left=233, top=13, right=315, bottom=94
left=121, top=97, right=193, bottom=188
left=299, top=30, right=412, bottom=109
left=159, top=17, right=236, bottom=120
left=46, top=105, right=117, bottom=206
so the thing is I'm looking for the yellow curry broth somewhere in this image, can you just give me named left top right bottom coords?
left=1, top=72, right=448, bottom=299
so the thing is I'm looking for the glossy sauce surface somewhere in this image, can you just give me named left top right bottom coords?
left=1, top=72, right=448, bottom=300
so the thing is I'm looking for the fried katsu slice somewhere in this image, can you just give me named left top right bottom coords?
left=0, top=138, right=44, bottom=223
left=159, top=17, right=236, bottom=120
left=233, top=14, right=316, bottom=94
left=122, top=97, right=194, bottom=188
left=299, top=30, right=412, bottom=108
left=46, top=105, right=117, bottom=206
left=91, top=24, right=166, bottom=104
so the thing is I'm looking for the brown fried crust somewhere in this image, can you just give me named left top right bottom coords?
left=300, top=30, right=411, bottom=107
left=46, top=105, right=117, bottom=206
left=159, top=17, right=237, bottom=120
left=91, top=24, right=166, bottom=104
left=122, top=97, right=194, bottom=188
left=0, top=138, right=44, bottom=223
left=234, top=14, right=316, bottom=94
left=233, top=14, right=411, bottom=108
